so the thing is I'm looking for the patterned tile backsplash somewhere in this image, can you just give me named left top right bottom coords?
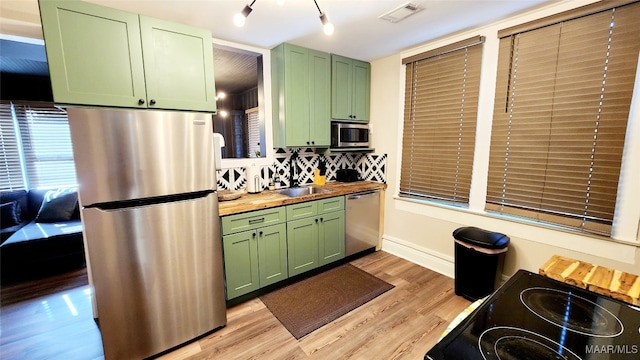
left=216, top=148, right=387, bottom=191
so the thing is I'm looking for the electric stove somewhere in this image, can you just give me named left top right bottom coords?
left=425, top=270, right=640, bottom=360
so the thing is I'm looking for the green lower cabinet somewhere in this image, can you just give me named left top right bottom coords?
left=223, top=230, right=259, bottom=299
left=224, top=196, right=346, bottom=299
left=287, top=198, right=345, bottom=276
left=318, top=211, right=345, bottom=266
left=287, top=217, right=319, bottom=277
left=257, top=223, right=288, bottom=287
left=317, top=196, right=344, bottom=214
left=223, top=223, right=287, bottom=299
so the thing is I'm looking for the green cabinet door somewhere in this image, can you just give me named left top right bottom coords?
left=272, top=43, right=331, bottom=147
left=39, top=0, right=147, bottom=108
left=318, top=211, right=345, bottom=266
left=286, top=201, right=318, bottom=221
left=223, top=230, right=260, bottom=299
left=256, top=223, right=288, bottom=287
left=317, top=196, right=344, bottom=214
left=139, top=16, right=217, bottom=112
left=331, top=55, right=353, bottom=121
left=331, top=54, right=370, bottom=122
left=284, top=44, right=311, bottom=146
left=309, top=50, right=331, bottom=147
left=287, top=217, right=319, bottom=277
left=352, top=60, right=371, bottom=122
left=223, top=222, right=287, bottom=299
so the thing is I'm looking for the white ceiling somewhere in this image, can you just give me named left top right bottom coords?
left=1, top=0, right=554, bottom=62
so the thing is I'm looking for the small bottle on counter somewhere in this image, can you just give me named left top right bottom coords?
left=274, top=174, right=281, bottom=189
left=268, top=178, right=275, bottom=191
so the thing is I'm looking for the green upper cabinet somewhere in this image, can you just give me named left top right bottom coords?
left=309, top=50, right=332, bottom=146
left=138, top=16, right=216, bottom=112
left=39, top=0, right=145, bottom=108
left=272, top=43, right=331, bottom=148
left=39, top=0, right=216, bottom=112
left=331, top=54, right=370, bottom=122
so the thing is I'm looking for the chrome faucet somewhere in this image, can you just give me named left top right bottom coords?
left=289, top=152, right=299, bottom=188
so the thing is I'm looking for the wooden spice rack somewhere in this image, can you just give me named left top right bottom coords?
left=539, top=255, right=640, bottom=305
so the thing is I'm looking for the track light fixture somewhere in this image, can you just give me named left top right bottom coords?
left=233, top=0, right=334, bottom=35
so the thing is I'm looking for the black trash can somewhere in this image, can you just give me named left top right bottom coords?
left=453, top=226, right=510, bottom=301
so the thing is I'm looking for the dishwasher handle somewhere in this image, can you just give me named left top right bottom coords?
left=347, top=190, right=379, bottom=200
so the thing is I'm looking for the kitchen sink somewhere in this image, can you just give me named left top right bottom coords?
left=274, top=185, right=334, bottom=197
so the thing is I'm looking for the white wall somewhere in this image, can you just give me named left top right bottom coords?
left=370, top=0, right=640, bottom=278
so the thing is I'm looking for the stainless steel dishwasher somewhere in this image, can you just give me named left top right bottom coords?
left=345, top=189, right=381, bottom=256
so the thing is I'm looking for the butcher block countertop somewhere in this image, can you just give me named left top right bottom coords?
left=540, top=255, right=640, bottom=305
left=218, top=181, right=386, bottom=216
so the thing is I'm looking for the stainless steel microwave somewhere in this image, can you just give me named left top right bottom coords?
left=331, top=122, right=370, bottom=148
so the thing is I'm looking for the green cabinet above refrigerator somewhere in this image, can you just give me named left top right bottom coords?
left=39, top=0, right=217, bottom=112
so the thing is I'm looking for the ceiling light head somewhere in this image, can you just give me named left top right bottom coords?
left=319, top=12, right=334, bottom=35
left=233, top=1, right=256, bottom=27
left=313, top=0, right=333, bottom=35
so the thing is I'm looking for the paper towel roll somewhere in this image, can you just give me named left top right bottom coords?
left=246, top=163, right=261, bottom=193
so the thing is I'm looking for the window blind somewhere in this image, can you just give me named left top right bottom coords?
left=12, top=102, right=77, bottom=189
left=246, top=107, right=261, bottom=157
left=0, top=102, right=26, bottom=191
left=486, top=2, right=640, bottom=235
left=399, top=36, right=483, bottom=205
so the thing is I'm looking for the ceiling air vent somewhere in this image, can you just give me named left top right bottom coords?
left=378, top=2, right=424, bottom=23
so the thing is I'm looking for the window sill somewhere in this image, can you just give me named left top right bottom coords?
left=393, top=195, right=639, bottom=264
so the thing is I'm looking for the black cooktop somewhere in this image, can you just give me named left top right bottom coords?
left=425, top=270, right=640, bottom=360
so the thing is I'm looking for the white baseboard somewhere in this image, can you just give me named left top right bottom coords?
left=382, top=235, right=455, bottom=278
left=382, top=235, right=513, bottom=285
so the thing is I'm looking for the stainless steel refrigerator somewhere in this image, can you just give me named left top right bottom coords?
left=67, top=108, right=226, bottom=360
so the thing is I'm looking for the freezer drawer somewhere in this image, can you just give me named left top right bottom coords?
left=82, top=193, right=225, bottom=360
left=345, top=190, right=380, bottom=256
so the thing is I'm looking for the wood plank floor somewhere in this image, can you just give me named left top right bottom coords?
left=0, top=251, right=470, bottom=360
